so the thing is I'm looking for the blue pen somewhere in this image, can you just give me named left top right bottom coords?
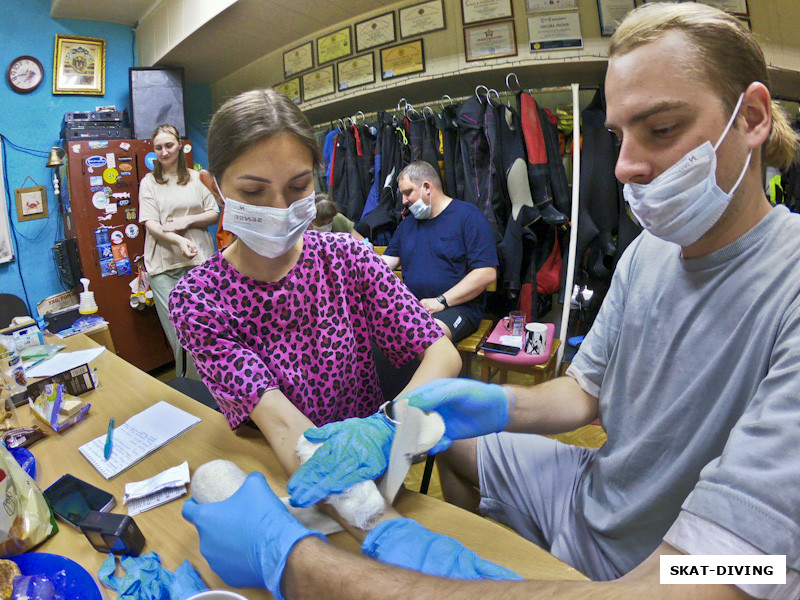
left=104, top=417, right=114, bottom=459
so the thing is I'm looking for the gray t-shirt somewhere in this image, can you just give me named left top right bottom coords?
left=570, top=205, right=800, bottom=576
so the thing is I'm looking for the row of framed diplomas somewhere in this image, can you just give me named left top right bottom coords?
left=276, top=39, right=427, bottom=103
left=275, top=0, right=751, bottom=104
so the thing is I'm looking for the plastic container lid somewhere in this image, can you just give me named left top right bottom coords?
left=9, top=552, right=103, bottom=600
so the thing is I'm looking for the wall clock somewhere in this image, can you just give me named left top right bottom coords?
left=7, top=55, right=44, bottom=93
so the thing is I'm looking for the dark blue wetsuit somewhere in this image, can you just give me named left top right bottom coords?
left=385, top=199, right=498, bottom=343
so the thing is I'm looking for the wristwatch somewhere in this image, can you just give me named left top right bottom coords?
left=436, top=294, right=449, bottom=308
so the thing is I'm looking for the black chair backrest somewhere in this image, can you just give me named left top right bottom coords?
left=0, top=294, right=30, bottom=329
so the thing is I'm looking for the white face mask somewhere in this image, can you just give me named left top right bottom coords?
left=623, top=93, right=752, bottom=247
left=312, top=222, right=333, bottom=232
left=217, top=179, right=316, bottom=258
left=409, top=197, right=431, bottom=220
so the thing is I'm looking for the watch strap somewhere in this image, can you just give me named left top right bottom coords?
left=437, top=294, right=449, bottom=308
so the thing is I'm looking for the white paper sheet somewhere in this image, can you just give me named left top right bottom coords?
left=25, top=347, right=105, bottom=378
left=79, top=401, right=201, bottom=479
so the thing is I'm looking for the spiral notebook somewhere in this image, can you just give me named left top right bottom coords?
left=79, top=401, right=201, bottom=479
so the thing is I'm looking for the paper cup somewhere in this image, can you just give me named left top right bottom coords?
left=524, top=323, right=548, bottom=356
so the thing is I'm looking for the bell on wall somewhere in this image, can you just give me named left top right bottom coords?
left=46, top=146, right=66, bottom=168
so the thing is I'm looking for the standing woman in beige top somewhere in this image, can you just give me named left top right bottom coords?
left=138, top=124, right=219, bottom=372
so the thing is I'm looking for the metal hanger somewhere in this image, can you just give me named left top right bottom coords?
left=475, top=84, right=489, bottom=104
left=505, top=72, right=522, bottom=94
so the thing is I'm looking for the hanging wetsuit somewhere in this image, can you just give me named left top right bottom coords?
left=518, top=92, right=569, bottom=226
left=436, top=103, right=463, bottom=200
left=457, top=96, right=503, bottom=242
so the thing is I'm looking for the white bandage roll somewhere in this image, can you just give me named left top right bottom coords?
left=295, top=436, right=386, bottom=531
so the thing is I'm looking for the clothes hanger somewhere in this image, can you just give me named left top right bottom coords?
left=438, top=94, right=454, bottom=110
left=506, top=72, right=523, bottom=95
left=475, top=84, right=489, bottom=104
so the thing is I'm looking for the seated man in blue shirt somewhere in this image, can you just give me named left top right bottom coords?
left=382, top=161, right=498, bottom=344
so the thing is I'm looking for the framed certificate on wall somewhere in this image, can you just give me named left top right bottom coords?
left=337, top=53, right=375, bottom=91
left=302, top=66, right=335, bottom=101
left=528, top=12, right=583, bottom=51
left=380, top=39, right=425, bottom=80
left=462, top=0, right=513, bottom=25
left=283, top=42, right=313, bottom=78
left=316, top=27, right=352, bottom=65
left=355, top=12, right=396, bottom=52
left=464, top=20, right=517, bottom=61
left=596, top=0, right=635, bottom=36
left=399, top=0, right=446, bottom=38
left=274, top=77, right=302, bottom=103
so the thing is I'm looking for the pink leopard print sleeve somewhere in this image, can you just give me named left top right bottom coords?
left=169, top=232, right=443, bottom=429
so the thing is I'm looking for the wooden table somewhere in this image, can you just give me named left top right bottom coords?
left=27, top=334, right=586, bottom=598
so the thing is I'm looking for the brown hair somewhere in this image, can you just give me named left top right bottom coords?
left=314, top=194, right=339, bottom=222
left=398, top=160, right=443, bottom=190
left=151, top=124, right=190, bottom=185
left=206, top=88, right=323, bottom=180
left=610, top=2, right=799, bottom=170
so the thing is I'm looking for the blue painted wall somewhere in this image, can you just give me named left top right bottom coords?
left=0, top=0, right=213, bottom=317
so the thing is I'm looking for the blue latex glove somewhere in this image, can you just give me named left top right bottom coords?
left=287, top=412, right=396, bottom=508
left=405, top=378, right=511, bottom=454
left=182, top=472, right=327, bottom=599
left=363, top=518, right=523, bottom=581
left=97, top=551, right=206, bottom=600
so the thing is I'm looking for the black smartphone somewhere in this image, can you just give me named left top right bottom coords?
left=43, top=474, right=116, bottom=529
left=480, top=342, right=521, bottom=355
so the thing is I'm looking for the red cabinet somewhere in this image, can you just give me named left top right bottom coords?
left=61, top=139, right=192, bottom=372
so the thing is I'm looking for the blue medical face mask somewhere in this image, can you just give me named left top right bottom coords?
left=408, top=197, right=431, bottom=220
left=623, top=93, right=752, bottom=247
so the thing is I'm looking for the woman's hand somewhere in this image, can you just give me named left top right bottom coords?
left=163, top=215, right=191, bottom=233
left=177, top=237, right=198, bottom=258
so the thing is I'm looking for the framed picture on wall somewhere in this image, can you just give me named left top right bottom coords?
left=462, top=0, right=513, bottom=25
left=596, top=0, right=636, bottom=36
left=464, top=20, right=517, bottom=61
left=696, top=0, right=749, bottom=16
left=15, top=185, right=48, bottom=221
left=274, top=77, right=302, bottom=104
left=525, top=0, right=578, bottom=14
left=316, top=27, right=352, bottom=65
left=337, top=53, right=375, bottom=91
left=380, top=39, right=425, bottom=80
left=528, top=11, right=583, bottom=51
left=53, top=34, right=105, bottom=95
left=399, top=0, right=446, bottom=38
left=355, top=12, right=396, bottom=52
left=302, top=65, right=336, bottom=101
left=283, top=42, right=314, bottom=78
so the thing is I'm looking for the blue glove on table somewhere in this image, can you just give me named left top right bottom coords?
left=182, top=472, right=327, bottom=599
left=363, top=518, right=523, bottom=581
left=405, top=378, right=511, bottom=454
left=287, top=412, right=396, bottom=507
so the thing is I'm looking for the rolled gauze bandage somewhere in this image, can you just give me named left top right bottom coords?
left=191, top=459, right=248, bottom=504
left=296, top=436, right=386, bottom=531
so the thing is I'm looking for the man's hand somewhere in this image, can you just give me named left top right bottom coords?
left=405, top=378, right=511, bottom=453
left=363, top=518, right=523, bottom=580
left=287, top=413, right=396, bottom=507
left=420, top=298, right=445, bottom=314
left=182, top=472, right=326, bottom=599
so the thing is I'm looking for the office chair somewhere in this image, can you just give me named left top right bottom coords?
left=0, top=294, right=30, bottom=329
left=165, top=347, right=218, bottom=411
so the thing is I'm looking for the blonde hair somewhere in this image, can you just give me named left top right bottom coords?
left=610, top=2, right=799, bottom=170
left=207, top=88, right=323, bottom=180
left=151, top=124, right=190, bottom=185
